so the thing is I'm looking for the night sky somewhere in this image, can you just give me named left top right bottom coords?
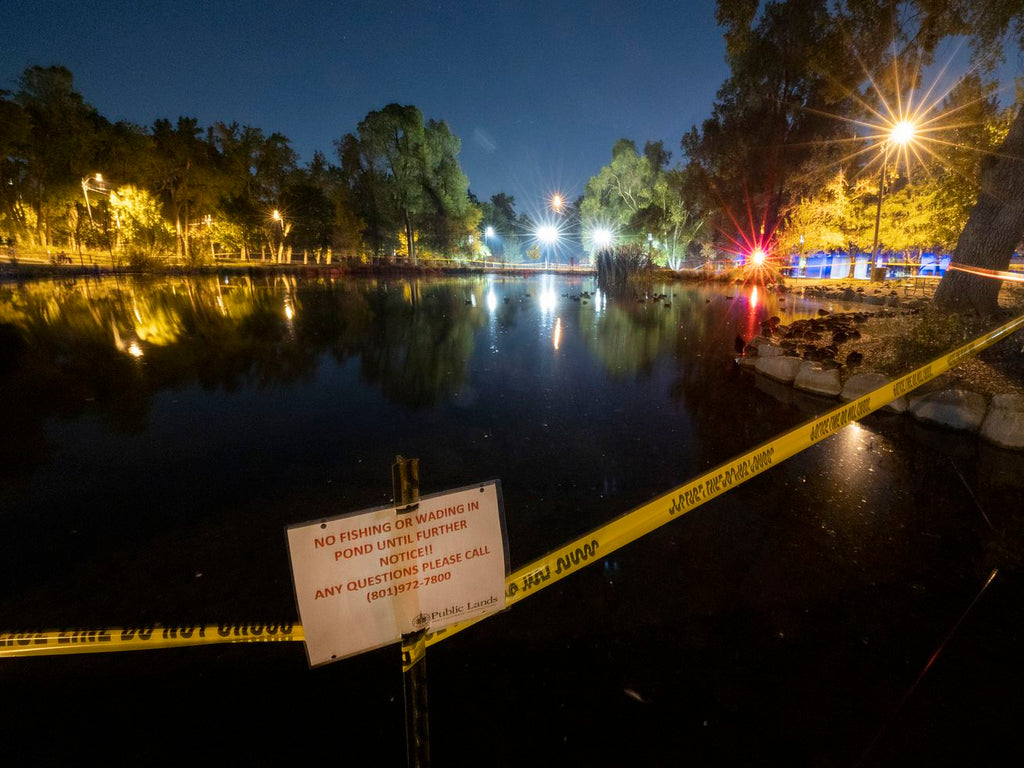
left=1, top=0, right=729, bottom=211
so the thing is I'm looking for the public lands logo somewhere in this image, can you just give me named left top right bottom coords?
left=412, top=613, right=430, bottom=630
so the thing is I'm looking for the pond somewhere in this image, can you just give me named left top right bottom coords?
left=2, top=273, right=1022, bottom=765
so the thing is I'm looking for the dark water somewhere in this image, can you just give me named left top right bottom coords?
left=2, top=274, right=1023, bottom=765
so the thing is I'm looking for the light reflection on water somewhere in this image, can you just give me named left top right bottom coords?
left=4, top=274, right=1024, bottom=764
left=4, top=273, right=1014, bottom=615
left=0, top=272, right=832, bottom=537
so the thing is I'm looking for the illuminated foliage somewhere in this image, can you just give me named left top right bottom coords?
left=582, top=140, right=705, bottom=268
left=109, top=185, right=174, bottom=255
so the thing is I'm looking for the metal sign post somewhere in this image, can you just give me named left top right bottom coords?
left=393, top=456, right=430, bottom=768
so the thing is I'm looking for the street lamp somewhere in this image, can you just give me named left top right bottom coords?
left=549, top=193, right=564, bottom=214
left=590, top=227, right=613, bottom=250
left=81, top=172, right=110, bottom=224
left=482, top=226, right=501, bottom=268
left=537, top=225, right=559, bottom=244
left=536, top=224, right=559, bottom=268
left=270, top=209, right=290, bottom=263
left=869, top=119, right=917, bottom=281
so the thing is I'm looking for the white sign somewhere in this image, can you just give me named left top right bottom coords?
left=286, top=481, right=507, bottom=666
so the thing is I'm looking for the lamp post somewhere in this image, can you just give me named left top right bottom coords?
left=537, top=225, right=559, bottom=268
left=81, top=173, right=110, bottom=223
left=869, top=119, right=916, bottom=282
left=271, top=209, right=290, bottom=263
left=483, top=225, right=495, bottom=268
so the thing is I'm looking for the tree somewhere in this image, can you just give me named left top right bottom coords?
left=12, top=66, right=105, bottom=247
left=0, top=91, right=30, bottom=242
left=580, top=140, right=657, bottom=231
left=283, top=151, right=337, bottom=255
left=338, top=104, right=475, bottom=262
left=109, top=185, right=174, bottom=257
left=212, top=123, right=298, bottom=261
left=418, top=118, right=478, bottom=254
left=836, top=1, right=1024, bottom=313
left=355, top=104, right=429, bottom=262
left=149, top=117, right=218, bottom=260
left=683, top=0, right=860, bottom=241
left=479, top=192, right=531, bottom=261
left=582, top=139, right=705, bottom=267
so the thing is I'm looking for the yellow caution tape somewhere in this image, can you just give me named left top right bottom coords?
left=401, top=632, right=427, bottom=672
left=0, top=623, right=302, bottom=658
left=424, top=312, right=1024, bottom=648
left=5, top=313, right=1023, bottom=659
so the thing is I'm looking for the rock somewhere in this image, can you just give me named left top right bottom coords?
left=840, top=371, right=908, bottom=413
left=845, top=350, right=863, bottom=366
left=817, top=308, right=830, bottom=316
left=794, top=362, right=842, bottom=397
left=980, top=393, right=1024, bottom=450
left=756, top=341, right=785, bottom=357
left=755, top=355, right=803, bottom=383
left=908, top=388, right=988, bottom=433
left=737, top=355, right=758, bottom=369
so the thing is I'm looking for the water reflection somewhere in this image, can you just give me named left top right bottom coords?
left=0, top=274, right=828, bottom=484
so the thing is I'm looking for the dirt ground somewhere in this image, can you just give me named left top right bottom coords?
left=781, top=277, right=1024, bottom=397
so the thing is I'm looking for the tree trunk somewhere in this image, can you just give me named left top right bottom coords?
left=405, top=211, right=416, bottom=264
left=174, top=206, right=184, bottom=261
left=934, top=104, right=1024, bottom=315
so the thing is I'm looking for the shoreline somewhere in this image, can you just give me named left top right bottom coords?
left=738, top=279, right=1024, bottom=450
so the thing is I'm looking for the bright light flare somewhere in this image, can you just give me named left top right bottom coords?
left=536, top=225, right=560, bottom=245
left=890, top=119, right=917, bottom=146
left=550, top=193, right=564, bottom=213
left=801, top=50, right=996, bottom=189
left=751, top=247, right=767, bottom=266
left=485, top=226, right=495, bottom=238
left=127, top=341, right=143, bottom=358
left=590, top=228, right=613, bottom=249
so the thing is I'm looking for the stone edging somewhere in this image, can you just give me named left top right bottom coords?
left=736, top=312, right=1024, bottom=451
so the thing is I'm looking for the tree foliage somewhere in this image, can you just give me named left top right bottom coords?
left=336, top=104, right=477, bottom=262
left=582, top=140, right=705, bottom=268
left=0, top=71, right=477, bottom=265
left=683, top=0, right=861, bottom=240
left=478, top=193, right=533, bottom=262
